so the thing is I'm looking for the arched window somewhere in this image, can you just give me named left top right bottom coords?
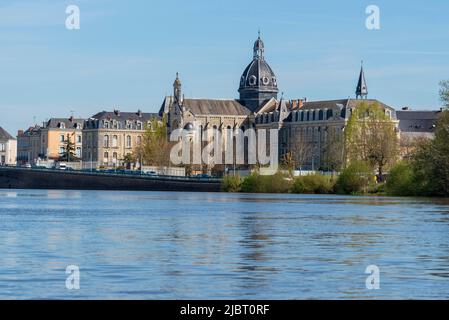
left=327, top=109, right=333, bottom=120
left=103, top=152, right=109, bottom=163
left=319, top=110, right=324, bottom=121
left=112, top=152, right=118, bottom=164
left=126, top=135, right=132, bottom=148
left=112, top=135, right=118, bottom=148
left=103, top=135, right=109, bottom=148
left=137, top=136, right=142, bottom=146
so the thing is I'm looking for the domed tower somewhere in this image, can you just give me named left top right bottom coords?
left=238, top=33, right=279, bottom=111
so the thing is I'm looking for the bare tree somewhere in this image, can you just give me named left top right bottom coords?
left=289, top=132, right=312, bottom=172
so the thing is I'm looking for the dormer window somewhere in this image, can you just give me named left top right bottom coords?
left=59, top=122, right=65, bottom=129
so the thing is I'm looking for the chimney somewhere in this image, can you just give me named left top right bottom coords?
left=69, top=116, right=74, bottom=122
left=291, top=100, right=298, bottom=109
left=114, top=109, right=120, bottom=116
left=137, top=109, right=142, bottom=117
left=402, top=107, right=410, bottom=111
left=298, top=99, right=304, bottom=109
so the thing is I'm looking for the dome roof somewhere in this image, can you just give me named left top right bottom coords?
left=239, top=34, right=278, bottom=92
left=183, top=122, right=194, bottom=131
left=239, top=56, right=278, bottom=91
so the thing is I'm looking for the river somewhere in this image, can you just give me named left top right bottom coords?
left=1, top=190, right=449, bottom=299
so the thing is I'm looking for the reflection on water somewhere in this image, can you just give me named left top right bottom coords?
left=1, top=190, right=449, bottom=299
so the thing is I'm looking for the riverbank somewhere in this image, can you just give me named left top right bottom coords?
left=0, top=166, right=221, bottom=192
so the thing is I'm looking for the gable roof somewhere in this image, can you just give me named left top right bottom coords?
left=182, top=98, right=251, bottom=116
left=0, top=127, right=15, bottom=140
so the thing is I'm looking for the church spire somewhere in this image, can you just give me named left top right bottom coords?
left=356, top=61, right=368, bottom=99
left=173, top=72, right=182, bottom=104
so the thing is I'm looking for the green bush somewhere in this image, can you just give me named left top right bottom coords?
left=240, top=173, right=292, bottom=193
left=221, top=174, right=242, bottom=192
left=385, top=162, right=416, bottom=196
left=335, top=161, right=374, bottom=195
left=291, top=174, right=335, bottom=194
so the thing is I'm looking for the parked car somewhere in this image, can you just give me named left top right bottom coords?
left=56, top=163, right=67, bottom=170
left=195, top=173, right=212, bottom=179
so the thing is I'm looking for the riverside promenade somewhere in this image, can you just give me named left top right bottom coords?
left=0, top=167, right=221, bottom=192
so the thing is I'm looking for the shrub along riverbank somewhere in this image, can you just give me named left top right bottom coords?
left=222, top=167, right=381, bottom=196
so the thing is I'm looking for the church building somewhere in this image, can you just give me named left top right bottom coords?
left=159, top=34, right=396, bottom=172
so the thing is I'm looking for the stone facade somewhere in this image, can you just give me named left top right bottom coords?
left=0, top=127, right=17, bottom=165
left=82, top=110, right=159, bottom=168
left=17, top=125, right=42, bottom=165
left=40, top=117, right=84, bottom=160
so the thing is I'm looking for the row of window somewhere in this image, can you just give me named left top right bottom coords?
left=102, top=135, right=141, bottom=148
left=102, top=121, right=147, bottom=130
left=256, top=109, right=337, bottom=124
left=59, top=135, right=82, bottom=143
left=57, top=122, right=82, bottom=129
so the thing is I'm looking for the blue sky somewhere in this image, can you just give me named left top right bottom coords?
left=1, top=0, right=449, bottom=134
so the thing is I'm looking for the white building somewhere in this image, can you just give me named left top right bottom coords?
left=0, top=127, right=17, bottom=165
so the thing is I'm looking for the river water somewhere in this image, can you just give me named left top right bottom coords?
left=0, top=190, right=449, bottom=299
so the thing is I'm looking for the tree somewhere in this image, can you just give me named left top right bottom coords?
left=289, top=133, right=311, bottom=172
left=59, top=133, right=78, bottom=162
left=122, top=153, right=135, bottom=170
left=440, top=80, right=449, bottom=107
left=344, top=102, right=399, bottom=181
left=322, top=126, right=344, bottom=172
left=136, top=115, right=173, bottom=169
left=281, top=152, right=296, bottom=177
left=412, top=110, right=449, bottom=196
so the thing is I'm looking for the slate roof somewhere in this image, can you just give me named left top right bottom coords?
left=0, top=127, right=15, bottom=140
left=301, top=99, right=394, bottom=112
left=396, top=110, right=440, bottom=133
left=90, top=111, right=160, bottom=121
left=45, top=118, right=85, bottom=129
left=182, top=99, right=251, bottom=116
